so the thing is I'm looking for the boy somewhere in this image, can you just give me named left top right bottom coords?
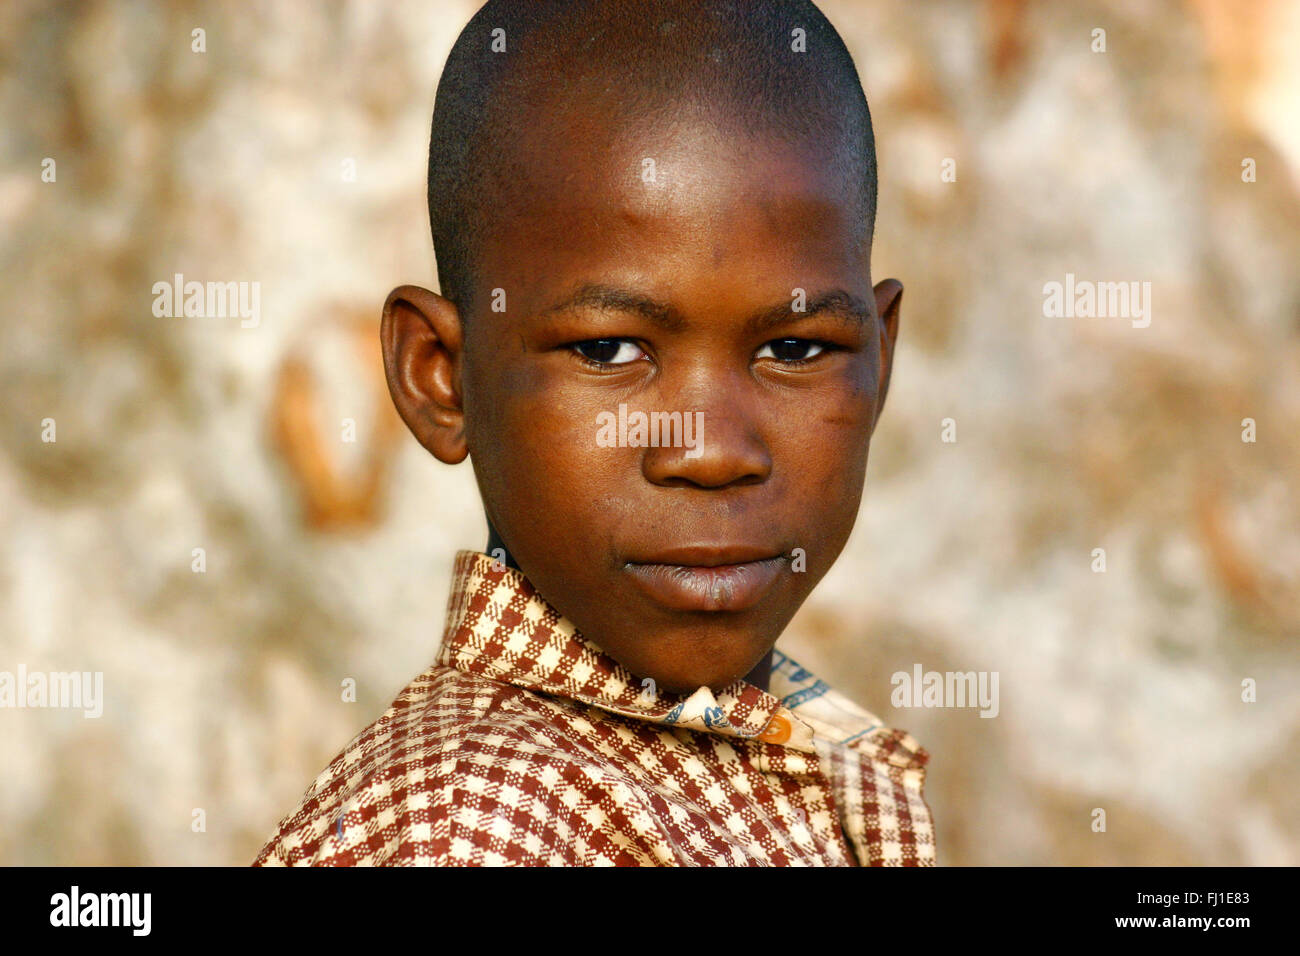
left=255, top=0, right=935, bottom=866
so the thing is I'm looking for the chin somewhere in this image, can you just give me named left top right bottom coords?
left=635, top=633, right=775, bottom=696
left=654, top=674, right=737, bottom=696
left=573, top=600, right=787, bottom=694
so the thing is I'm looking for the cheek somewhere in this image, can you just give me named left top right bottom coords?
left=776, top=369, right=876, bottom=469
left=467, top=358, right=627, bottom=545
left=496, top=368, right=608, bottom=474
left=766, top=374, right=875, bottom=551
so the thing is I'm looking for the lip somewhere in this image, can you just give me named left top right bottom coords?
left=623, top=548, right=787, bottom=612
left=626, top=545, right=781, bottom=568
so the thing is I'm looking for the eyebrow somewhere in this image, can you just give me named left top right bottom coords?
left=538, top=283, right=874, bottom=333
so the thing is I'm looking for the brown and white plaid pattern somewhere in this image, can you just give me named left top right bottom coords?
left=253, top=551, right=937, bottom=866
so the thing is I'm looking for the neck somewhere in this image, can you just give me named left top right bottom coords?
left=485, top=521, right=521, bottom=571
left=742, top=651, right=773, bottom=693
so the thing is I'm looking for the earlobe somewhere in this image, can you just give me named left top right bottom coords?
left=871, top=278, right=903, bottom=427
left=379, top=285, right=468, bottom=464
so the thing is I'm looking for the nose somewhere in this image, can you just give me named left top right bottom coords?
left=640, top=377, right=772, bottom=489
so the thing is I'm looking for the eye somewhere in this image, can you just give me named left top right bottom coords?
left=755, top=338, right=828, bottom=363
left=572, top=338, right=647, bottom=366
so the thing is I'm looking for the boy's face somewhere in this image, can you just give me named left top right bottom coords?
left=385, top=104, right=901, bottom=696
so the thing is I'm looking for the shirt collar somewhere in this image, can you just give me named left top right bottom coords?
left=437, top=550, right=820, bottom=752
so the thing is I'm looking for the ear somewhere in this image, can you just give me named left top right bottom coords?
left=379, top=284, right=467, bottom=464
left=871, top=278, right=903, bottom=430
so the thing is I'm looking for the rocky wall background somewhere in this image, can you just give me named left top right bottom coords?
left=1, top=0, right=1297, bottom=865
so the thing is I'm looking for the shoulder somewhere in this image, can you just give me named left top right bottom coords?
left=253, top=666, right=652, bottom=866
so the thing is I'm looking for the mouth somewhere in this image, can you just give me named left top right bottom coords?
left=622, top=546, right=787, bottom=612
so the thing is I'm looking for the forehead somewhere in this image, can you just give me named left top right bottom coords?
left=477, top=102, right=867, bottom=307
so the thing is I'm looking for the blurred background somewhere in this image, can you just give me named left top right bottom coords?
left=1, top=0, right=1297, bottom=865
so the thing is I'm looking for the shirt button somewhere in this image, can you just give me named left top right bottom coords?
left=759, top=714, right=792, bottom=744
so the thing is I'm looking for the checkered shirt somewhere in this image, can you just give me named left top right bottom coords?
left=253, top=550, right=937, bottom=866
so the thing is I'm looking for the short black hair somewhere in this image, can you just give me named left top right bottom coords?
left=428, top=0, right=876, bottom=315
